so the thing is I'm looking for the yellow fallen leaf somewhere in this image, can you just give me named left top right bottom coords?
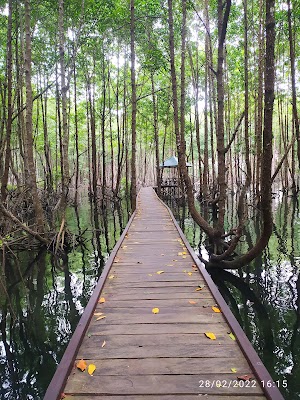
left=205, top=332, right=216, bottom=340
left=183, top=270, right=187, bottom=273
left=152, top=307, right=160, bottom=314
left=187, top=272, right=193, bottom=276
left=108, top=275, right=115, bottom=279
left=156, top=271, right=164, bottom=274
left=167, top=264, right=174, bottom=267
left=96, top=315, right=106, bottom=321
left=195, top=288, right=202, bottom=291
left=189, top=300, right=197, bottom=305
left=122, top=245, right=128, bottom=249
left=99, top=297, right=105, bottom=303
left=178, top=252, right=183, bottom=256
left=88, top=364, right=96, bottom=375
left=148, top=274, right=153, bottom=276
left=94, top=312, right=103, bottom=316
left=182, top=256, right=187, bottom=259
left=182, top=251, right=187, bottom=255
left=76, top=359, right=87, bottom=371
left=101, top=340, right=106, bottom=348
left=212, top=306, right=221, bottom=313
left=231, top=368, right=237, bottom=373
left=228, top=332, right=236, bottom=341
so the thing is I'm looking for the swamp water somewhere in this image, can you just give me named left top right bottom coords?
left=0, top=199, right=130, bottom=399
left=0, top=192, right=299, bottom=399
left=166, top=190, right=300, bottom=400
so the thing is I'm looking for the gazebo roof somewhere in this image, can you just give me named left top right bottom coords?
left=160, top=155, right=192, bottom=168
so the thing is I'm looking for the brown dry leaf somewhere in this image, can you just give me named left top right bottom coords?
left=88, top=364, right=96, bottom=375
left=152, top=307, right=160, bottom=314
left=195, top=287, right=202, bottom=291
left=114, top=258, right=120, bottom=263
left=212, top=306, right=221, bottom=313
left=237, top=374, right=253, bottom=381
left=156, top=271, right=164, bottom=274
left=99, top=297, right=105, bottom=304
left=96, top=315, right=106, bottom=321
left=205, top=332, right=216, bottom=340
left=76, top=359, right=87, bottom=371
left=101, top=340, right=106, bottom=348
left=189, top=300, right=197, bottom=305
left=108, top=275, right=115, bottom=280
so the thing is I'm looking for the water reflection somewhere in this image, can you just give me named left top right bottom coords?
left=0, top=198, right=129, bottom=399
left=165, top=192, right=300, bottom=400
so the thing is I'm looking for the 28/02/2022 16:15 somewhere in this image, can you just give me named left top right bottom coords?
left=198, top=379, right=288, bottom=389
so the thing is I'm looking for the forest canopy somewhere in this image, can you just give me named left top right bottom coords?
left=0, top=0, right=298, bottom=267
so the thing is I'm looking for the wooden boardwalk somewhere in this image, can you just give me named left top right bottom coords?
left=45, top=187, right=284, bottom=400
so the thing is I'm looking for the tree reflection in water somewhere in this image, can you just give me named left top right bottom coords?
left=0, top=199, right=129, bottom=399
left=167, top=192, right=300, bottom=400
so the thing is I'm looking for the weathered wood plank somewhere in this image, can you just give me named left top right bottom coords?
left=87, top=322, right=230, bottom=335
left=72, top=357, right=252, bottom=375
left=77, top=343, right=243, bottom=359
left=94, top=299, right=216, bottom=308
left=65, top=396, right=265, bottom=400
left=64, top=374, right=264, bottom=395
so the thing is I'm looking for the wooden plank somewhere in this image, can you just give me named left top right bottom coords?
left=104, top=281, right=205, bottom=288
left=87, top=322, right=230, bottom=335
left=80, top=333, right=237, bottom=349
left=72, top=357, right=252, bottom=375
left=65, top=396, right=265, bottom=400
left=101, top=291, right=214, bottom=300
left=77, top=343, right=243, bottom=359
left=94, top=299, right=216, bottom=308
left=64, top=374, right=264, bottom=395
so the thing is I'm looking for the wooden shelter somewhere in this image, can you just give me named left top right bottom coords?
left=159, top=155, right=192, bottom=198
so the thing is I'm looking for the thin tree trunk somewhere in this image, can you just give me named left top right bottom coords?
left=130, top=0, right=137, bottom=211
left=24, top=0, right=45, bottom=231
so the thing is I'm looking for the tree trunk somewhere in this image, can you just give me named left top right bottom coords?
left=130, top=0, right=137, bottom=211
left=24, top=0, right=45, bottom=231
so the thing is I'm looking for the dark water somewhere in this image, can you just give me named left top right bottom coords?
left=0, top=199, right=129, bottom=400
left=166, top=191, right=300, bottom=400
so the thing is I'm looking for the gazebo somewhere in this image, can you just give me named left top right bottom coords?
left=159, top=155, right=192, bottom=196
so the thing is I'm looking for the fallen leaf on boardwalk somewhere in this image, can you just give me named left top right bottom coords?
left=148, top=274, right=153, bottom=276
left=161, top=254, right=165, bottom=256
left=115, top=258, right=120, bottom=263
left=172, top=259, right=178, bottom=262
left=167, top=264, right=174, bottom=267
left=101, top=340, right=106, bottom=348
left=187, top=272, right=193, bottom=276
left=94, top=312, right=103, bottom=316
left=182, top=251, right=187, bottom=255
left=231, top=368, right=237, bottom=373
left=99, top=297, right=105, bottom=303
left=137, top=261, right=142, bottom=264
left=205, top=332, right=216, bottom=340
left=195, top=287, right=202, bottom=291
left=183, top=270, right=187, bottom=273
left=228, top=332, right=236, bottom=341
left=182, top=256, right=187, bottom=259
left=88, top=364, right=96, bottom=375
left=212, top=306, right=221, bottom=313
left=122, top=245, right=127, bottom=249
left=76, top=359, right=87, bottom=371
left=189, top=300, right=197, bottom=305
left=156, top=271, right=164, bottom=274
left=178, top=252, right=183, bottom=256
left=96, top=315, right=106, bottom=321
left=192, top=264, right=197, bottom=268
left=108, top=275, right=115, bottom=279
left=152, top=307, right=160, bottom=314
left=237, top=374, right=253, bottom=381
